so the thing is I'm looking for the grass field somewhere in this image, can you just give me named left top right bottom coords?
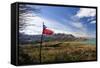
left=18, top=41, right=96, bottom=64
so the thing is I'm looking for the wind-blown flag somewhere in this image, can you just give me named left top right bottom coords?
left=43, top=24, right=54, bottom=35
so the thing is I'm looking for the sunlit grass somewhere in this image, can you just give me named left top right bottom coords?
left=18, top=41, right=96, bottom=64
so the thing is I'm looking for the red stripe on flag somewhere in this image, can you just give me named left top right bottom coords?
left=43, top=28, right=53, bottom=35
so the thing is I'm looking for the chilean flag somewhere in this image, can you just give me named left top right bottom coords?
left=42, top=24, right=54, bottom=35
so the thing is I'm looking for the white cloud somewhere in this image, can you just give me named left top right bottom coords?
left=71, top=22, right=83, bottom=29
left=19, top=16, right=72, bottom=35
left=20, top=16, right=90, bottom=38
left=19, top=8, right=93, bottom=37
left=70, top=8, right=96, bottom=38
left=62, top=18, right=85, bottom=31
left=90, top=20, right=96, bottom=24
left=71, top=22, right=88, bottom=37
left=75, top=8, right=96, bottom=24
left=61, top=18, right=88, bottom=37
left=87, top=17, right=95, bottom=22
left=19, top=15, right=88, bottom=37
left=76, top=8, right=96, bottom=18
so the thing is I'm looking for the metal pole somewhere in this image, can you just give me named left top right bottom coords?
left=40, top=22, right=44, bottom=63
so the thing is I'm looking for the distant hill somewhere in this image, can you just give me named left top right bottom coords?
left=19, top=33, right=88, bottom=44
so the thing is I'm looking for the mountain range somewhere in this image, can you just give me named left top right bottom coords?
left=19, top=33, right=88, bottom=44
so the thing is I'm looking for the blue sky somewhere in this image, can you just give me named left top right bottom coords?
left=19, top=4, right=96, bottom=38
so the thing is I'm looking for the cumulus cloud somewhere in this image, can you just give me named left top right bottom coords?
left=90, top=20, right=96, bottom=24
left=75, top=8, right=96, bottom=18
left=71, top=22, right=83, bottom=29
left=19, top=16, right=72, bottom=35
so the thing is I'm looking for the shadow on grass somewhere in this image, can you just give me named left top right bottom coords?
left=18, top=46, right=40, bottom=65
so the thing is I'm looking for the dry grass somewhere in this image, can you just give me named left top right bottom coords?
left=18, top=41, right=96, bottom=64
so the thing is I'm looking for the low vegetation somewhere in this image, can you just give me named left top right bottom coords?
left=18, top=41, right=96, bottom=65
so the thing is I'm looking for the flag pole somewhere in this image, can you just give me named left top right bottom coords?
left=40, top=22, right=44, bottom=63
